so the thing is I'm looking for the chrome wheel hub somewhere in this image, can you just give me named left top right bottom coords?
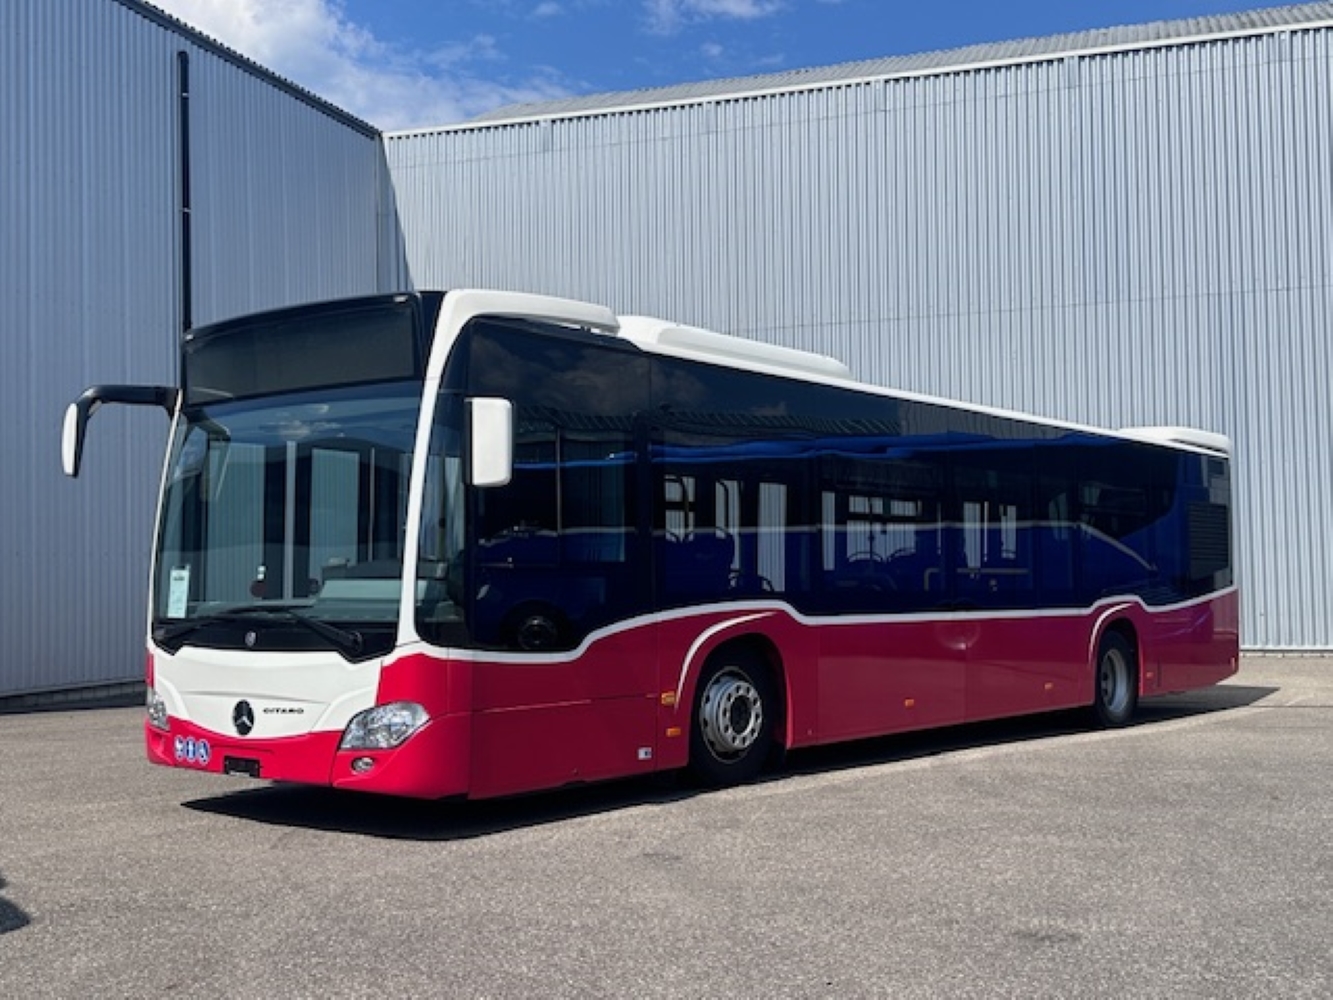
left=699, top=669, right=763, bottom=758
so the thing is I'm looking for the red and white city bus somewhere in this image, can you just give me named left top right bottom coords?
left=63, top=289, right=1238, bottom=799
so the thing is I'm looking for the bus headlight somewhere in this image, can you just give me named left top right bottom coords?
left=146, top=687, right=169, bottom=731
left=340, top=702, right=429, bottom=750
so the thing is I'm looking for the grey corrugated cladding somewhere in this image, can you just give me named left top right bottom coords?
left=386, top=3, right=1333, bottom=648
left=0, top=0, right=405, bottom=697
left=118, top=0, right=378, bottom=138
left=462, top=1, right=1333, bottom=124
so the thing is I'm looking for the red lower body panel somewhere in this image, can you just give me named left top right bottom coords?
left=147, top=590, right=1239, bottom=800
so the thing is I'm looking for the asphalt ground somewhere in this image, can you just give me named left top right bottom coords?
left=1, top=654, right=1329, bottom=999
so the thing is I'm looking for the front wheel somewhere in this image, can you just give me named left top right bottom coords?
left=689, top=652, right=777, bottom=787
left=1092, top=630, right=1138, bottom=727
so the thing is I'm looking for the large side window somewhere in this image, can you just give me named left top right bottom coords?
left=1074, top=442, right=1175, bottom=601
left=645, top=353, right=1103, bottom=618
left=1034, top=461, right=1079, bottom=603
left=653, top=439, right=746, bottom=607
left=651, top=354, right=820, bottom=607
left=654, top=458, right=804, bottom=604
left=950, top=450, right=1035, bottom=608
left=818, top=456, right=946, bottom=611
left=463, top=320, right=649, bottom=650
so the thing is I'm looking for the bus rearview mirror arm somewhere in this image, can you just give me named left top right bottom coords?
left=467, top=397, right=513, bottom=488
left=62, top=384, right=180, bottom=478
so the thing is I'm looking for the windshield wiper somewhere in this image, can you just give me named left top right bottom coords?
left=263, top=606, right=364, bottom=656
left=154, top=605, right=364, bottom=657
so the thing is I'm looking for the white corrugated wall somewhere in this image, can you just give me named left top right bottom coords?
left=0, top=0, right=402, bottom=697
left=386, top=22, right=1333, bottom=649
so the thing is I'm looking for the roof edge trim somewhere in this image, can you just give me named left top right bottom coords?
left=1119, top=426, right=1232, bottom=455
left=387, top=10, right=1333, bottom=138
left=116, top=0, right=380, bottom=138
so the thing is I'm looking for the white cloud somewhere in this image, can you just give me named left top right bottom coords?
left=645, top=0, right=786, bottom=35
left=147, top=0, right=573, bottom=130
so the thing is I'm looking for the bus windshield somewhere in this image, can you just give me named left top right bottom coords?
left=152, top=380, right=425, bottom=659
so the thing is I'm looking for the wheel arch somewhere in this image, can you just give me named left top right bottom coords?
left=685, top=630, right=788, bottom=786
left=1097, top=617, right=1141, bottom=693
left=1091, top=616, right=1141, bottom=727
left=673, top=614, right=791, bottom=737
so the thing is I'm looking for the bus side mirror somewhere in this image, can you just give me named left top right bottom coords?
left=62, top=398, right=93, bottom=478
left=467, top=397, right=513, bottom=488
left=61, top=385, right=180, bottom=478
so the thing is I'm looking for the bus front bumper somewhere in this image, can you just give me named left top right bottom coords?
left=145, top=711, right=471, bottom=800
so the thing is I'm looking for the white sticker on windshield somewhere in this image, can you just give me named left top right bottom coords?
left=167, top=566, right=191, bottom=619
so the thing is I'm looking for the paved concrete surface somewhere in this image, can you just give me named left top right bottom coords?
left=0, top=654, right=1329, bottom=998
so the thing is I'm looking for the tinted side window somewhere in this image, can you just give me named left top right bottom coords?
left=464, top=320, right=649, bottom=650
left=950, top=448, right=1036, bottom=609
left=652, top=358, right=821, bottom=609
left=819, top=456, right=947, bottom=612
left=650, top=356, right=1068, bottom=615
left=1073, top=441, right=1176, bottom=602
left=1188, top=456, right=1232, bottom=591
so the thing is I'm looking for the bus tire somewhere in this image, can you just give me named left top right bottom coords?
left=689, top=649, right=777, bottom=787
left=1092, top=629, right=1138, bottom=728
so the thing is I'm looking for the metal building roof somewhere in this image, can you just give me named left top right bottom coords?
left=454, top=1, right=1333, bottom=129
left=116, top=0, right=379, bottom=137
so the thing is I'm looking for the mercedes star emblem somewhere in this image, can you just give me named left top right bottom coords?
left=233, top=700, right=255, bottom=736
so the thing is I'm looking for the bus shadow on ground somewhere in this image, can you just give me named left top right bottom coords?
left=785, top=681, right=1275, bottom=779
left=183, top=681, right=1275, bottom=842
left=0, top=874, right=32, bottom=935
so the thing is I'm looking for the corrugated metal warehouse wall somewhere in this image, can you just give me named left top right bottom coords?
left=386, top=8, right=1333, bottom=649
left=4, top=2, right=1328, bottom=703
left=0, top=0, right=403, bottom=698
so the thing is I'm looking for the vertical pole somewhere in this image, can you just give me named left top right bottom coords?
left=284, top=441, right=298, bottom=600
left=177, top=51, right=193, bottom=340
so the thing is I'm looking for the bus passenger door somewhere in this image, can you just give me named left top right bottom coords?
left=815, top=456, right=965, bottom=741
left=957, top=450, right=1086, bottom=719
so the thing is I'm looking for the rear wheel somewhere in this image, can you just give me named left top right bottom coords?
left=689, top=650, right=777, bottom=786
left=1092, top=630, right=1138, bottom=727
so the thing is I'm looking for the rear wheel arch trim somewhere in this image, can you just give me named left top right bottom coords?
left=673, top=611, right=776, bottom=708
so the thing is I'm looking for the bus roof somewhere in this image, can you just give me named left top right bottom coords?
left=607, top=312, right=1228, bottom=459
left=616, top=316, right=853, bottom=381
left=1117, top=426, right=1231, bottom=456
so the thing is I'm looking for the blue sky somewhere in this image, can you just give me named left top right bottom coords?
left=149, top=1, right=1298, bottom=130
